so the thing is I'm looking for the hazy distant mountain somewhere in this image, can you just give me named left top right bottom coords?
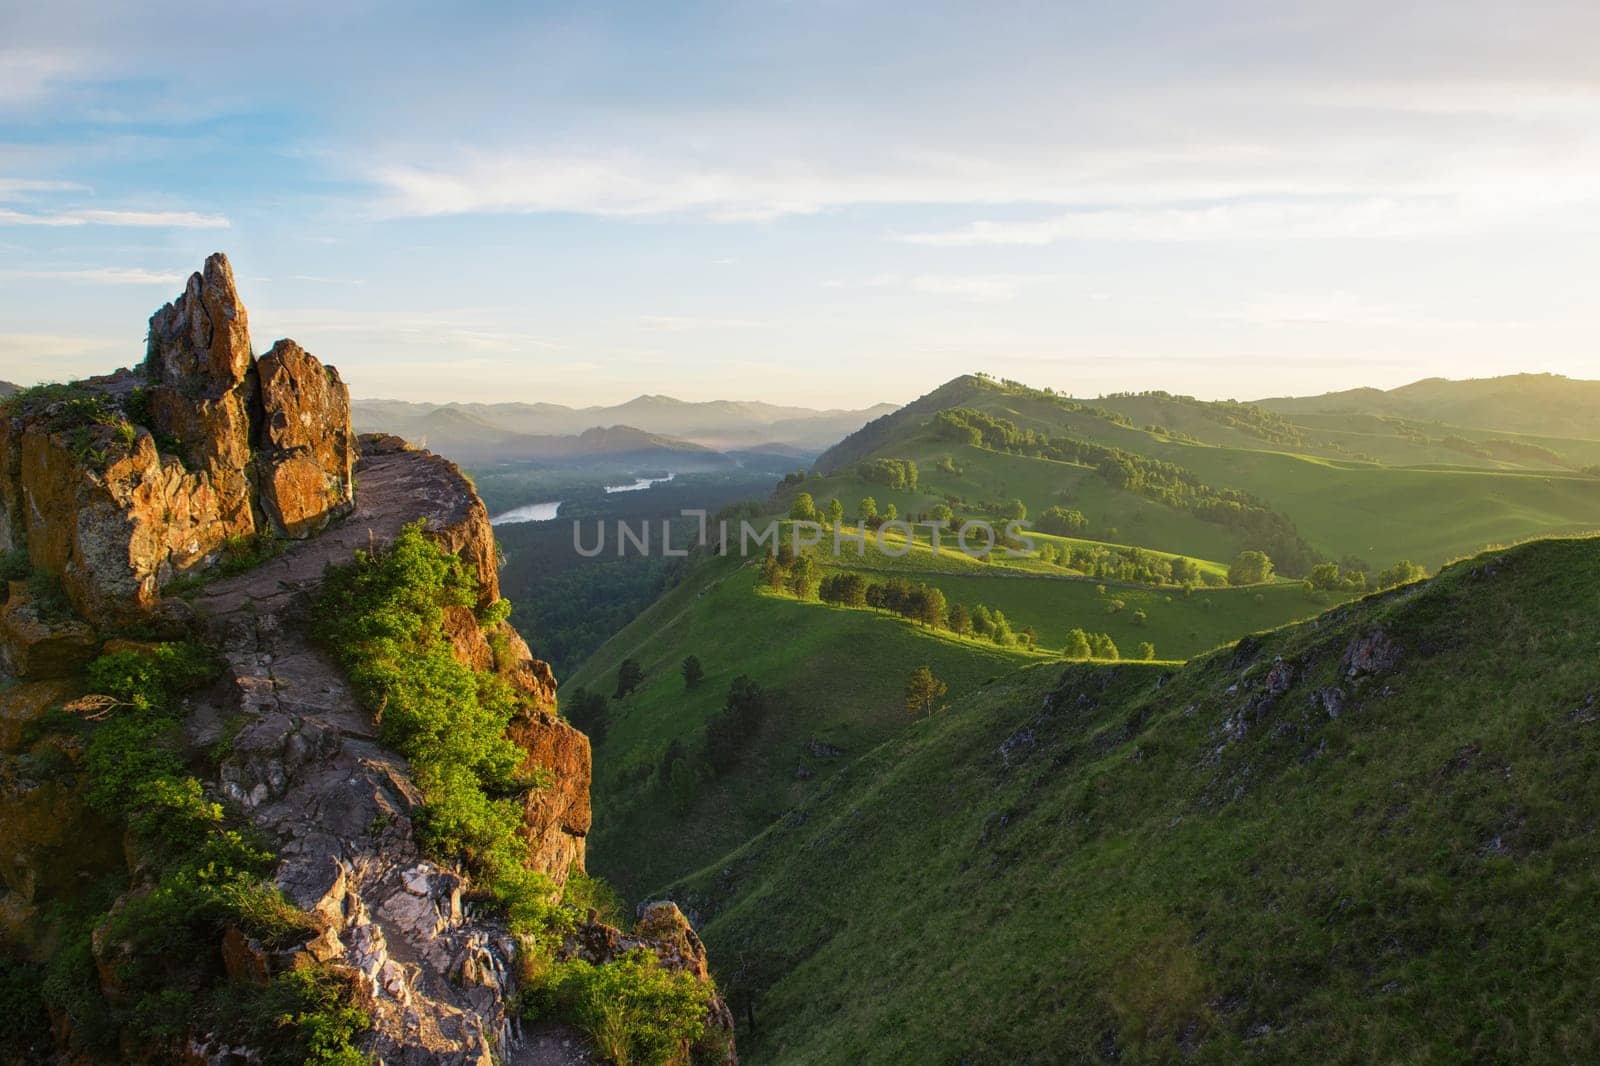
left=1257, top=373, right=1600, bottom=440
left=365, top=403, right=729, bottom=467
left=353, top=394, right=897, bottom=451
left=0, top=381, right=19, bottom=398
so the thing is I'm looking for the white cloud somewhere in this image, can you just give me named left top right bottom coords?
left=1203, top=291, right=1502, bottom=330
left=0, top=208, right=230, bottom=228
left=0, top=267, right=185, bottom=286
left=896, top=196, right=1559, bottom=246
left=0, top=178, right=86, bottom=201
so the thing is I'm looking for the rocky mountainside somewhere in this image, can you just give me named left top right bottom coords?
left=0, top=256, right=734, bottom=1064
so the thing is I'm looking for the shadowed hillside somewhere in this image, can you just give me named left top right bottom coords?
left=673, top=534, right=1600, bottom=1063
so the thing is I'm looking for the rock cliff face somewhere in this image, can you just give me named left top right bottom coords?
left=0, top=258, right=733, bottom=1064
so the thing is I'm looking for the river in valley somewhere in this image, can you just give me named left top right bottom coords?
left=490, top=472, right=676, bottom=525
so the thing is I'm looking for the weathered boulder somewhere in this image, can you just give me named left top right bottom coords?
left=1343, top=628, right=1403, bottom=677
left=256, top=339, right=355, bottom=537
left=509, top=707, right=591, bottom=883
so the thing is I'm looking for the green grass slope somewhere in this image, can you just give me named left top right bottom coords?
left=811, top=375, right=1600, bottom=572
left=1259, top=372, right=1600, bottom=442
left=563, top=551, right=1042, bottom=898
left=672, top=535, right=1600, bottom=1064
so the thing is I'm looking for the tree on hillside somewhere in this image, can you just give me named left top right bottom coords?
left=948, top=602, right=972, bottom=636
left=1004, top=498, right=1027, bottom=521
left=790, top=492, right=818, bottom=522
left=1063, top=628, right=1092, bottom=660
left=681, top=655, right=704, bottom=690
left=1310, top=561, right=1367, bottom=593
left=1375, top=559, right=1427, bottom=590
left=883, top=503, right=898, bottom=522
left=930, top=502, right=954, bottom=523
left=1038, top=505, right=1088, bottom=535
left=566, top=687, right=610, bottom=746
left=827, top=498, right=844, bottom=528
left=1228, top=550, right=1274, bottom=586
left=1089, top=633, right=1120, bottom=660
left=760, top=551, right=787, bottom=591
left=918, top=586, right=948, bottom=629
left=667, top=758, right=697, bottom=815
left=904, top=666, right=948, bottom=719
left=859, top=496, right=878, bottom=526
left=786, top=555, right=819, bottom=599
left=1136, top=641, right=1156, bottom=661
left=615, top=658, right=645, bottom=699
left=706, top=675, right=769, bottom=774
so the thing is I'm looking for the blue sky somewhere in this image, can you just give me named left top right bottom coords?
left=2, top=0, right=1597, bottom=407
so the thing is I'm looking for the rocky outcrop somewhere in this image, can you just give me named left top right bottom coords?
left=511, top=706, right=591, bottom=878
left=0, top=254, right=355, bottom=624
left=0, top=582, right=97, bottom=679
left=256, top=339, right=355, bottom=537
left=144, top=253, right=258, bottom=543
left=563, top=902, right=738, bottom=1062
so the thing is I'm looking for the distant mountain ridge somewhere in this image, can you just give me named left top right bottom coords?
left=353, top=394, right=898, bottom=452
left=366, top=404, right=726, bottom=467
left=1256, top=372, right=1600, bottom=440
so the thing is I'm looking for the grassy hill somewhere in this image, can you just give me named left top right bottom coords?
left=563, top=551, right=1043, bottom=898
left=668, top=535, right=1600, bottom=1063
left=562, top=373, right=1600, bottom=907
left=809, top=375, right=1600, bottom=571
left=565, top=519, right=1355, bottom=899
left=1257, top=372, right=1600, bottom=446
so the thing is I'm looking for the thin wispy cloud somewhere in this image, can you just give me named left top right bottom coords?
left=0, top=208, right=230, bottom=228
left=896, top=196, right=1568, bottom=247
left=0, top=267, right=186, bottom=285
left=0, top=178, right=86, bottom=200
left=1203, top=291, right=1505, bottom=331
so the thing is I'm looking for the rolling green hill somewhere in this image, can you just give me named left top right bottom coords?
left=810, top=375, right=1600, bottom=572
left=1258, top=372, right=1600, bottom=443
left=566, top=519, right=1356, bottom=899
left=563, top=552, right=1043, bottom=898
left=564, top=372, right=1600, bottom=908
left=669, top=535, right=1600, bottom=1064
